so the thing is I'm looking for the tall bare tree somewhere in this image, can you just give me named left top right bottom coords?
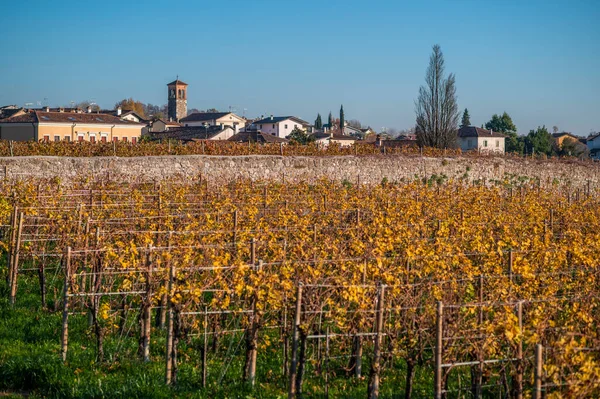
left=415, top=45, right=459, bottom=148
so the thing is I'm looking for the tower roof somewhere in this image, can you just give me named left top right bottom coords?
left=167, top=79, right=188, bottom=86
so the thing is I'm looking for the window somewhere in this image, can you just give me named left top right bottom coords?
left=78, top=135, right=84, bottom=142
left=132, top=137, right=137, bottom=144
left=122, top=137, right=128, bottom=142
left=112, top=137, right=119, bottom=142
left=54, top=136, right=60, bottom=142
left=496, top=140, right=499, bottom=147
left=467, top=139, right=473, bottom=147
left=43, top=135, right=50, bottom=142
left=90, top=136, right=96, bottom=143
left=64, top=136, right=70, bottom=142
left=483, top=140, right=488, bottom=147
left=259, top=124, right=262, bottom=129
left=285, top=124, right=288, bottom=129
left=101, top=136, right=107, bottom=143
left=272, top=124, right=275, bottom=129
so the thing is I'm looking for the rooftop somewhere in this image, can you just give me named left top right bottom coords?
left=167, top=79, right=188, bottom=86
left=458, top=126, right=507, bottom=138
left=180, top=112, right=232, bottom=123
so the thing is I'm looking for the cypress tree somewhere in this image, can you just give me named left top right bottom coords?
left=315, top=114, right=322, bottom=130
left=328, top=112, right=333, bottom=130
left=461, top=108, right=471, bottom=127
left=339, top=105, right=345, bottom=133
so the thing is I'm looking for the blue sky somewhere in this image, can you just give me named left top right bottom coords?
left=1, top=0, right=598, bottom=135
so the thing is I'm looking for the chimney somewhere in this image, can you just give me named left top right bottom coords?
left=44, top=106, right=50, bottom=112
left=490, top=128, right=493, bottom=135
left=59, top=107, right=64, bottom=113
left=87, top=106, right=92, bottom=113
left=270, top=115, right=273, bottom=121
left=117, top=106, right=122, bottom=116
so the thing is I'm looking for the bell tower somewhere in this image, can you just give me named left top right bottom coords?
left=167, top=77, right=188, bottom=122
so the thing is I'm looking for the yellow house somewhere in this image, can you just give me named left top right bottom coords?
left=552, top=132, right=581, bottom=149
left=0, top=110, right=145, bottom=143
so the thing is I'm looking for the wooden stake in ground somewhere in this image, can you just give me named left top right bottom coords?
left=202, top=306, right=208, bottom=388
left=367, top=284, right=386, bottom=399
left=9, top=212, right=24, bottom=307
left=165, top=261, right=176, bottom=385
left=514, top=301, right=523, bottom=399
left=61, top=247, right=72, bottom=362
left=288, top=283, right=303, bottom=399
left=434, top=301, right=443, bottom=399
left=140, top=245, right=153, bottom=362
left=534, top=344, right=543, bottom=399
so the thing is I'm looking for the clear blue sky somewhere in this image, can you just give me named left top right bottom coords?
left=1, top=0, right=598, bottom=135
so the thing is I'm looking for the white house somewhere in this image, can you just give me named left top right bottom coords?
left=179, top=112, right=246, bottom=133
left=311, top=132, right=356, bottom=147
left=458, top=126, right=506, bottom=154
left=586, top=133, right=600, bottom=159
left=250, top=116, right=311, bottom=138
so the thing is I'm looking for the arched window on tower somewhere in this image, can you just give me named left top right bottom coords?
left=170, top=89, right=175, bottom=98
left=182, top=90, right=185, bottom=99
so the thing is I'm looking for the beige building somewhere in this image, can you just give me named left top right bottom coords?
left=150, top=119, right=183, bottom=132
left=458, top=126, right=506, bottom=154
left=311, top=132, right=356, bottom=147
left=180, top=112, right=246, bottom=133
left=0, top=110, right=145, bottom=143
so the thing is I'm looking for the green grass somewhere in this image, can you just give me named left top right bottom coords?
left=0, top=270, right=451, bottom=398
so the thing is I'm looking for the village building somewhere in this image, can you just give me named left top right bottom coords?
left=180, top=112, right=246, bottom=133
left=167, top=79, right=188, bottom=122
left=458, top=126, right=506, bottom=154
left=149, top=119, right=182, bottom=132
left=0, top=109, right=144, bottom=142
left=249, top=116, right=311, bottom=138
left=151, top=125, right=235, bottom=142
left=586, top=133, right=600, bottom=159
left=101, top=107, right=147, bottom=123
left=311, top=132, right=356, bottom=147
left=228, top=130, right=289, bottom=144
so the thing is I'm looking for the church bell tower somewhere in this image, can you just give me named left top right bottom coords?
left=167, top=78, right=188, bottom=122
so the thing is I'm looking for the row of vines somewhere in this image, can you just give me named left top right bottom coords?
left=1, top=176, right=599, bottom=398
left=0, top=140, right=584, bottom=161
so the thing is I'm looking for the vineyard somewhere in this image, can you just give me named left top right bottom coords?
left=0, top=140, right=586, bottom=161
left=0, top=176, right=599, bottom=398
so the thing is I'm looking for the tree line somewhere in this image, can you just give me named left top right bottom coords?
left=415, top=45, right=590, bottom=157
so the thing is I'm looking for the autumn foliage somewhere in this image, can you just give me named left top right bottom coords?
left=1, top=177, right=599, bottom=397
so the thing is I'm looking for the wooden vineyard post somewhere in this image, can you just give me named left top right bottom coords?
left=514, top=301, right=524, bottom=399
left=244, top=260, right=261, bottom=388
left=233, top=209, right=238, bottom=246
left=434, top=301, right=444, bottom=399
left=250, top=237, right=256, bottom=266
left=202, top=306, right=208, bottom=388
left=534, top=344, right=543, bottom=399
left=324, top=327, right=330, bottom=399
left=367, top=284, right=386, bottom=399
left=140, top=245, right=153, bottom=362
left=165, top=261, right=176, bottom=385
left=38, top=231, right=47, bottom=309
left=288, top=283, right=303, bottom=399
left=158, top=233, right=172, bottom=329
left=6, top=205, right=17, bottom=287
left=473, top=275, right=484, bottom=398
left=508, top=250, right=514, bottom=283
left=9, top=211, right=24, bottom=307
left=61, top=247, right=72, bottom=362
left=282, top=305, right=288, bottom=378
